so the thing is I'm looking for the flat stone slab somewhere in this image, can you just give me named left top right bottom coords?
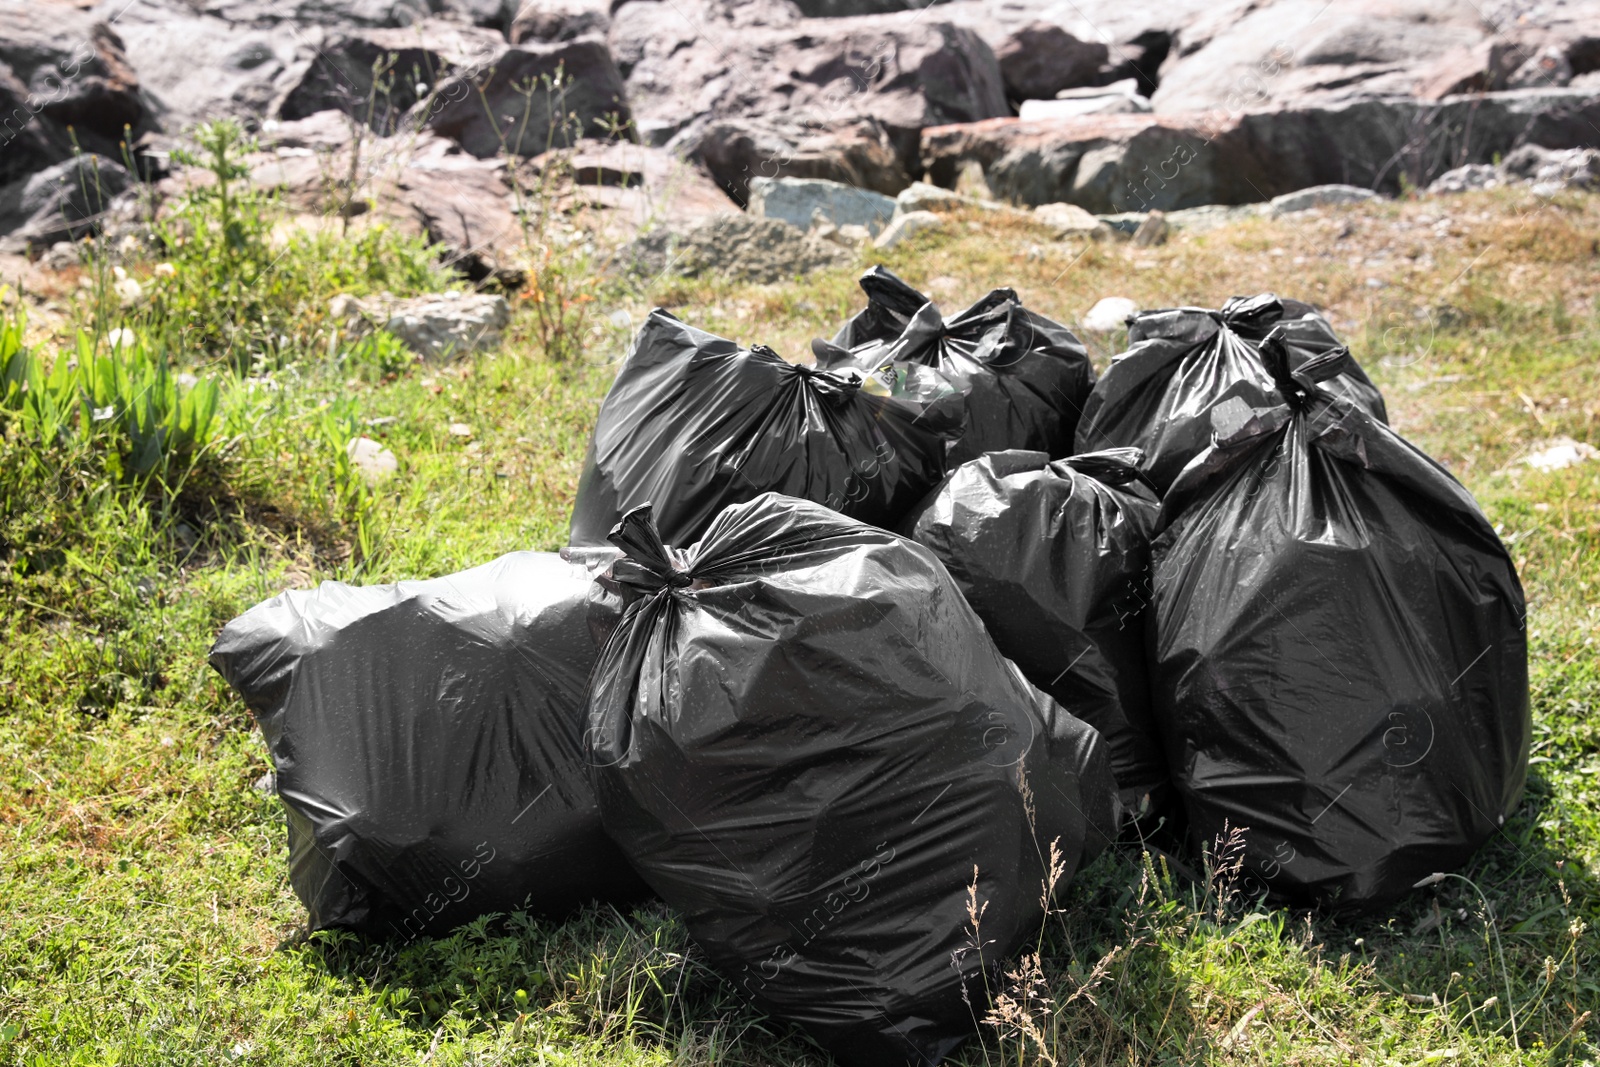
left=748, top=177, right=897, bottom=235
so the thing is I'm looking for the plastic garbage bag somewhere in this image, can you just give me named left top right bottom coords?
left=569, top=309, right=960, bottom=547
left=586, top=493, right=1118, bottom=1066
left=1074, top=293, right=1387, bottom=493
left=819, top=266, right=1096, bottom=464
left=209, top=552, right=646, bottom=938
left=831, top=264, right=929, bottom=349
left=906, top=447, right=1167, bottom=817
left=1150, top=333, right=1528, bottom=908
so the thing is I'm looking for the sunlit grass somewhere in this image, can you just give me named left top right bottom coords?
left=0, top=187, right=1596, bottom=1064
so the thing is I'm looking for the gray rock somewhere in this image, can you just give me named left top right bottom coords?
left=872, top=209, right=943, bottom=249
left=332, top=290, right=511, bottom=360
left=525, top=138, right=737, bottom=238
left=1146, top=0, right=1600, bottom=113
left=747, top=176, right=896, bottom=235
left=1018, top=93, right=1150, bottom=120
left=0, top=2, right=145, bottom=184
left=1081, top=296, right=1137, bottom=332
left=1164, top=203, right=1264, bottom=230
left=417, top=38, right=632, bottom=158
left=616, top=1, right=1007, bottom=198
left=1507, top=46, right=1573, bottom=90
left=1503, top=144, right=1600, bottom=189
left=510, top=0, right=610, bottom=42
left=1268, top=184, right=1379, bottom=216
left=346, top=437, right=400, bottom=483
left=895, top=180, right=970, bottom=214
left=931, top=0, right=1206, bottom=96
left=279, top=21, right=505, bottom=134
left=788, top=0, right=949, bottom=13
left=688, top=117, right=910, bottom=203
left=260, top=109, right=357, bottom=151
left=624, top=213, right=846, bottom=284
left=0, top=155, right=134, bottom=248
left=922, top=88, right=1600, bottom=212
left=994, top=22, right=1107, bottom=102
left=191, top=0, right=433, bottom=27
left=109, top=10, right=310, bottom=134
left=437, top=0, right=519, bottom=32
left=1426, top=163, right=1501, bottom=194
left=392, top=135, right=525, bottom=283
left=1033, top=200, right=1108, bottom=237
left=1095, top=212, right=1146, bottom=236
left=1130, top=209, right=1168, bottom=246
left=1150, top=0, right=1484, bottom=113
left=1521, top=437, right=1600, bottom=472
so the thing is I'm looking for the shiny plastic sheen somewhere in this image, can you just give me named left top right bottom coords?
left=568, top=308, right=958, bottom=547
left=209, top=552, right=646, bottom=937
left=821, top=266, right=1096, bottom=464
left=1075, top=293, right=1388, bottom=492
left=1150, top=339, right=1529, bottom=908
left=906, top=447, right=1167, bottom=816
left=586, top=494, right=1118, bottom=1067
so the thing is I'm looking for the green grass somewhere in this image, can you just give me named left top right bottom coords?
left=1, top=184, right=1597, bottom=1065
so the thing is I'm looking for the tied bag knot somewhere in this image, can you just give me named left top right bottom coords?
left=606, top=504, right=694, bottom=590
left=1059, top=446, right=1160, bottom=495
left=1259, top=327, right=1355, bottom=411
left=1213, top=292, right=1285, bottom=337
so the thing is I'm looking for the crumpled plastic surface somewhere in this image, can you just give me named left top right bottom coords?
left=569, top=308, right=959, bottom=547
left=1150, top=334, right=1529, bottom=908
left=209, top=552, right=646, bottom=937
left=818, top=266, right=1096, bottom=464
left=906, top=447, right=1167, bottom=817
left=1075, top=293, right=1388, bottom=492
left=586, top=493, right=1118, bottom=1067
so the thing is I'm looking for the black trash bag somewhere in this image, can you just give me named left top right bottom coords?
left=209, top=552, right=647, bottom=938
left=586, top=494, right=1118, bottom=1067
left=1074, top=293, right=1388, bottom=493
left=569, top=308, right=960, bottom=547
left=831, top=264, right=929, bottom=349
left=818, top=266, right=1096, bottom=465
left=1150, top=334, right=1529, bottom=909
left=905, top=447, right=1167, bottom=817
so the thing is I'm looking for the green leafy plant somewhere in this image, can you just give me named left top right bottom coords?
left=338, top=330, right=418, bottom=383
left=110, top=119, right=449, bottom=372
left=1, top=316, right=222, bottom=485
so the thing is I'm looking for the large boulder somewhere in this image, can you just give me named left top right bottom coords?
left=994, top=22, right=1108, bottom=101
left=924, top=87, right=1600, bottom=211
left=437, top=0, right=520, bottom=32
left=524, top=138, right=737, bottom=238
left=933, top=0, right=1211, bottom=97
left=746, top=175, right=896, bottom=233
left=184, top=0, right=434, bottom=27
left=331, top=290, right=511, bottom=359
left=0, top=1, right=145, bottom=184
left=418, top=38, right=631, bottom=158
left=1150, top=0, right=1600, bottom=113
left=0, top=154, right=134, bottom=249
left=0, top=68, right=77, bottom=188
left=509, top=0, right=611, bottom=43
left=613, top=0, right=1006, bottom=197
left=690, top=117, right=911, bottom=201
left=390, top=135, right=525, bottom=281
left=623, top=213, right=845, bottom=283
left=279, top=20, right=506, bottom=133
left=1152, top=0, right=1485, bottom=112
left=104, top=0, right=317, bottom=133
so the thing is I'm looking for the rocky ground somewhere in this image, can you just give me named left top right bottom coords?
left=4, top=0, right=1600, bottom=298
